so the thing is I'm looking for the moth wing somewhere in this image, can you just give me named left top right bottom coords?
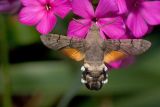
left=40, top=34, right=85, bottom=61
left=103, top=39, right=151, bottom=63
left=104, top=51, right=127, bottom=63
left=60, top=48, right=85, bottom=61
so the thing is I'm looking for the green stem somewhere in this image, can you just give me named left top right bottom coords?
left=0, top=15, right=12, bottom=107
left=57, top=66, right=81, bottom=107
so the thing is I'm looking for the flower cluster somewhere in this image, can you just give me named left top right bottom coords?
left=18, top=0, right=160, bottom=69
left=19, top=0, right=160, bottom=37
left=68, top=0, right=126, bottom=39
left=68, top=0, right=160, bottom=39
left=117, top=0, right=160, bottom=38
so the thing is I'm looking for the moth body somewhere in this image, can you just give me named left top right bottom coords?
left=82, top=24, right=108, bottom=90
left=40, top=23, right=151, bottom=91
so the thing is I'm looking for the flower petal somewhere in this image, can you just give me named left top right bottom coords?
left=36, top=13, right=57, bottom=34
left=99, top=30, right=107, bottom=39
left=140, top=1, right=160, bottom=25
left=67, top=19, right=92, bottom=39
left=116, top=0, right=128, bottom=14
left=38, top=0, right=47, bottom=5
left=126, top=12, right=148, bottom=38
left=97, top=17, right=126, bottom=39
left=53, top=0, right=72, bottom=18
left=19, top=6, right=45, bottom=26
left=20, top=0, right=40, bottom=6
left=95, top=0, right=118, bottom=18
left=108, top=60, right=123, bottom=69
left=108, top=56, right=135, bottom=69
left=72, top=0, right=94, bottom=18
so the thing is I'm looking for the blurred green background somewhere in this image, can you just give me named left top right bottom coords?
left=0, top=12, right=160, bottom=107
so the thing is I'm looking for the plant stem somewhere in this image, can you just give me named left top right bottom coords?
left=0, top=15, right=12, bottom=107
left=57, top=68, right=81, bottom=107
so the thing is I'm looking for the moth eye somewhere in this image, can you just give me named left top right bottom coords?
left=81, top=66, right=85, bottom=72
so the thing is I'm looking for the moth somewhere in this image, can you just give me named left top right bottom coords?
left=40, top=23, right=151, bottom=91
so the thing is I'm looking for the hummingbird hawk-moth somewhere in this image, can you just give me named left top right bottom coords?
left=40, top=23, right=151, bottom=90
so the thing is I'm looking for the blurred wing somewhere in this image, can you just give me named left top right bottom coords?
left=104, top=51, right=127, bottom=63
left=60, top=48, right=85, bottom=61
left=103, top=39, right=151, bottom=63
left=40, top=34, right=85, bottom=61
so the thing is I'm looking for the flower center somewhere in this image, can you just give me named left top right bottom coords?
left=134, top=1, right=140, bottom=8
left=45, top=4, right=52, bottom=11
left=92, top=17, right=98, bottom=22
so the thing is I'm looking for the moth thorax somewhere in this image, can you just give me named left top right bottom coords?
left=81, top=63, right=108, bottom=90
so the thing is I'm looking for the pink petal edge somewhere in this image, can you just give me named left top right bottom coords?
left=126, top=12, right=148, bottom=38
left=116, top=0, right=128, bottom=14
left=97, top=17, right=126, bottom=39
left=108, top=56, right=135, bottom=69
left=141, top=1, right=160, bottom=25
left=67, top=19, right=92, bottom=39
left=19, top=6, right=45, bottom=26
left=20, top=0, right=40, bottom=6
left=72, top=0, right=94, bottom=19
left=36, top=13, right=57, bottom=34
left=95, top=0, right=118, bottom=18
left=54, top=0, right=72, bottom=18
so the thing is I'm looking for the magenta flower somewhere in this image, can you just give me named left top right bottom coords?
left=67, top=0, right=126, bottom=39
left=117, top=0, right=160, bottom=38
left=116, top=0, right=128, bottom=14
left=108, top=56, right=135, bottom=69
left=0, top=0, right=21, bottom=14
left=19, top=0, right=71, bottom=34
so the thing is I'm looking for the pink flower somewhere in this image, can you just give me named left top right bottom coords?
left=116, top=0, right=128, bottom=14
left=117, top=0, right=160, bottom=38
left=108, top=56, right=135, bottom=69
left=67, top=0, right=126, bottom=39
left=19, top=0, right=72, bottom=34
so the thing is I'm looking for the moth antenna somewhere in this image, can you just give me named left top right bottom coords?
left=72, top=18, right=86, bottom=26
left=99, top=19, right=116, bottom=28
left=72, top=18, right=94, bottom=31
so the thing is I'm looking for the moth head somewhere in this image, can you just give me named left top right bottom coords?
left=90, top=23, right=99, bottom=31
left=81, top=63, right=108, bottom=90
